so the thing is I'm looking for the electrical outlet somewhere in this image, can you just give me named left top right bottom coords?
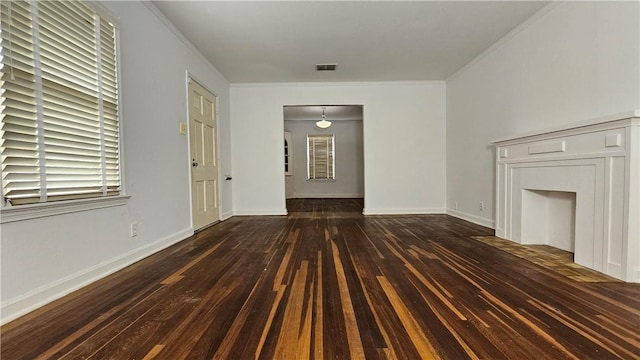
left=479, top=201, right=484, bottom=211
left=131, top=222, right=138, bottom=237
left=454, top=202, right=458, bottom=210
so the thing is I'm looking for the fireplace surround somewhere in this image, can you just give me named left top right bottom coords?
left=493, top=111, right=639, bottom=282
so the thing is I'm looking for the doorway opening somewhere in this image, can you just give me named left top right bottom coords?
left=283, top=105, right=364, bottom=214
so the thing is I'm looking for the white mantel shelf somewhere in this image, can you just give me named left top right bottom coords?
left=492, top=110, right=640, bottom=144
left=493, top=110, right=640, bottom=282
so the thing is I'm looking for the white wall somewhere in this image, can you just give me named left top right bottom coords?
left=446, top=1, right=640, bottom=227
left=231, top=82, right=447, bottom=215
left=285, top=120, right=364, bottom=198
left=0, top=1, right=232, bottom=324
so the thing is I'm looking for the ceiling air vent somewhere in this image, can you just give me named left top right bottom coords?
left=316, top=64, right=337, bottom=71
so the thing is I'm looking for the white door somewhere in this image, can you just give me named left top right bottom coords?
left=188, top=80, right=219, bottom=229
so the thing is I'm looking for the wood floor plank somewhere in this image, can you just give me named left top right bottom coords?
left=2, top=198, right=639, bottom=360
left=141, top=344, right=165, bottom=360
left=330, top=239, right=366, bottom=360
left=377, top=275, right=440, bottom=359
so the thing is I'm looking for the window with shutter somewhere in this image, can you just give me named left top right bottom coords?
left=0, top=0, right=120, bottom=206
left=307, top=134, right=334, bottom=180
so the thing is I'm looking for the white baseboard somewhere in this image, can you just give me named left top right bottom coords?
left=447, top=208, right=495, bottom=229
left=290, top=194, right=364, bottom=199
left=220, top=210, right=234, bottom=221
left=363, top=207, right=445, bottom=215
left=233, top=209, right=287, bottom=216
left=0, top=227, right=194, bottom=325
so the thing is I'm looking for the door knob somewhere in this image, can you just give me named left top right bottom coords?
left=192, top=159, right=198, bottom=167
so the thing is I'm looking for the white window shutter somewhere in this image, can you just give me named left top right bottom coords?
left=0, top=0, right=40, bottom=203
left=0, top=0, right=120, bottom=205
left=307, top=134, right=334, bottom=180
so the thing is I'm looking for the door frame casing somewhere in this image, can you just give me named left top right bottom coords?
left=185, top=72, right=222, bottom=230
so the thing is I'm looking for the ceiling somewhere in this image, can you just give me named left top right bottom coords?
left=152, top=1, right=548, bottom=83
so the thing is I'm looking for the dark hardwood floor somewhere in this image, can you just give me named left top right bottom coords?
left=1, top=198, right=638, bottom=359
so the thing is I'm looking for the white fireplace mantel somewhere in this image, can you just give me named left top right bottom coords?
left=493, top=110, right=640, bottom=282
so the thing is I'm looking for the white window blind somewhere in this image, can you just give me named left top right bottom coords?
left=0, top=0, right=120, bottom=206
left=307, top=134, right=334, bottom=180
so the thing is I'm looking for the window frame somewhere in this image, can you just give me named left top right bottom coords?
left=0, top=0, right=128, bottom=222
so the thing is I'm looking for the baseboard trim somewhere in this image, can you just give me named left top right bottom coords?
left=220, top=210, right=234, bottom=221
left=0, top=227, right=194, bottom=325
left=447, top=208, right=495, bottom=229
left=290, top=194, right=364, bottom=199
left=233, top=209, right=288, bottom=216
left=362, top=208, right=445, bottom=215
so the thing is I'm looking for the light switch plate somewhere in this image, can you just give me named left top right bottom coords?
left=179, top=122, right=187, bottom=135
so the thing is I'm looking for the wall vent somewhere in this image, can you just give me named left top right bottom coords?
left=316, top=64, right=337, bottom=71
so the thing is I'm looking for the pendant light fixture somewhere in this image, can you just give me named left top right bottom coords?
left=315, top=106, right=332, bottom=129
